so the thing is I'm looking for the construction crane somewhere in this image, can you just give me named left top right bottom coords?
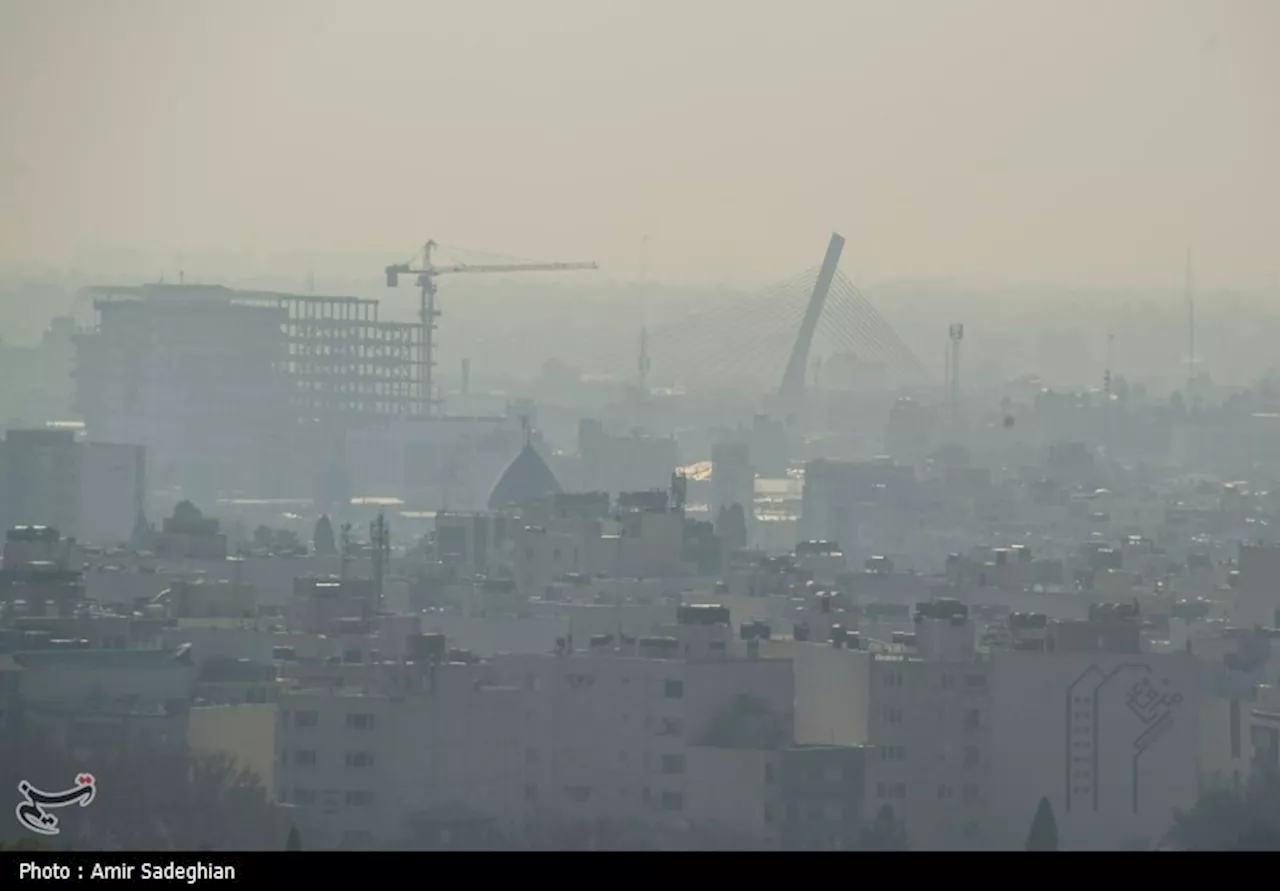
left=385, top=240, right=598, bottom=415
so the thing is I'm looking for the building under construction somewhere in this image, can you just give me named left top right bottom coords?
left=74, top=283, right=428, bottom=498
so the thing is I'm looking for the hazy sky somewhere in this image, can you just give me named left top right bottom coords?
left=1, top=0, right=1276, bottom=290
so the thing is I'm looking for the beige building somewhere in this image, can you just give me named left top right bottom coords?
left=488, top=613, right=795, bottom=834
left=274, top=661, right=522, bottom=849
left=787, top=602, right=992, bottom=850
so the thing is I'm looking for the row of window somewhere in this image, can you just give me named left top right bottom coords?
left=523, top=748, right=686, bottom=774
left=283, top=749, right=375, bottom=768
left=878, top=746, right=983, bottom=768
left=522, top=785, right=685, bottom=812
left=282, top=789, right=374, bottom=808
left=522, top=675, right=686, bottom=699
left=879, top=708, right=985, bottom=730
left=938, top=784, right=983, bottom=802
left=881, top=671, right=988, bottom=690
left=876, top=782, right=982, bottom=802
left=289, top=710, right=376, bottom=730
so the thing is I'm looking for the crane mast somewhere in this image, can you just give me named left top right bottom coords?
left=385, top=240, right=597, bottom=416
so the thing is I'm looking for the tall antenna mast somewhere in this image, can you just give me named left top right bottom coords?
left=638, top=235, right=650, bottom=395
left=370, top=513, right=389, bottom=613
left=1104, top=330, right=1114, bottom=453
left=638, top=328, right=650, bottom=395
left=1185, top=248, right=1195, bottom=401
left=339, top=522, right=352, bottom=580
left=948, top=323, right=965, bottom=417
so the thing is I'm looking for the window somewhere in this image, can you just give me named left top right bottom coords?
left=347, top=712, right=376, bottom=730
left=937, top=784, right=954, bottom=800
left=966, top=673, right=987, bottom=689
left=963, top=821, right=980, bottom=839
left=341, top=830, right=373, bottom=848
left=345, top=750, right=375, bottom=768
left=661, top=754, right=685, bottom=775
left=764, top=763, right=775, bottom=785
left=525, top=747, right=540, bottom=765
left=293, top=788, right=315, bottom=806
left=344, top=790, right=374, bottom=808
left=962, top=784, right=981, bottom=803
left=880, top=745, right=905, bottom=762
left=964, top=709, right=983, bottom=732
left=964, top=746, right=981, bottom=769
left=879, top=781, right=906, bottom=799
left=564, top=785, right=593, bottom=803
left=882, top=670, right=904, bottom=688
left=658, top=717, right=684, bottom=737
left=883, top=708, right=903, bottom=725
left=524, top=784, right=538, bottom=802
left=294, top=710, right=318, bottom=728
left=525, top=547, right=534, bottom=560
left=664, top=679, right=684, bottom=699
left=764, top=802, right=775, bottom=824
left=942, top=673, right=955, bottom=689
left=552, top=549, right=562, bottom=562
left=294, top=749, right=317, bottom=767
left=660, top=791, right=684, bottom=812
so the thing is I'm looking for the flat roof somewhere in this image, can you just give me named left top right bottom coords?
left=80, top=283, right=379, bottom=306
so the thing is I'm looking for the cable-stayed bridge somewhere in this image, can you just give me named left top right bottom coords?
left=602, top=234, right=929, bottom=394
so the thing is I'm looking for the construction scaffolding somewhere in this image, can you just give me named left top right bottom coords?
left=277, top=293, right=427, bottom=422
left=74, top=284, right=427, bottom=496
left=78, top=284, right=427, bottom=424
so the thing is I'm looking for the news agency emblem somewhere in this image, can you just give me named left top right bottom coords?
left=15, top=773, right=96, bottom=836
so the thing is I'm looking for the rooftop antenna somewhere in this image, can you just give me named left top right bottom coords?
left=522, top=414, right=532, bottom=447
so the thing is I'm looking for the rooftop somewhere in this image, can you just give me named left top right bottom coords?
left=13, top=647, right=194, bottom=671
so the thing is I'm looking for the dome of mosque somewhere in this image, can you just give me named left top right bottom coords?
left=488, top=442, right=562, bottom=510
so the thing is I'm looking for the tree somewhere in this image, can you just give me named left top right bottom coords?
left=286, top=826, right=302, bottom=851
left=313, top=515, right=337, bottom=556
left=1165, top=772, right=1280, bottom=851
left=1026, top=797, right=1059, bottom=851
left=0, top=728, right=285, bottom=851
left=252, top=525, right=274, bottom=551
left=856, top=805, right=910, bottom=851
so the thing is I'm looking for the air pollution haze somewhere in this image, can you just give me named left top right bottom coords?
left=0, top=0, right=1279, bottom=860
left=0, top=0, right=1276, bottom=289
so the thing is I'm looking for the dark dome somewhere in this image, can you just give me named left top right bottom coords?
left=488, top=443, right=562, bottom=510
